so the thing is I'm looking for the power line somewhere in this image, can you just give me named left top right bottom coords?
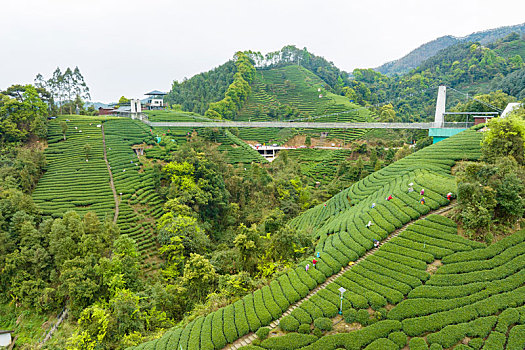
left=447, top=86, right=503, bottom=112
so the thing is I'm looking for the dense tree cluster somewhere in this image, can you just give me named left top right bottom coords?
left=204, top=52, right=256, bottom=119
left=0, top=84, right=48, bottom=193
left=455, top=112, right=525, bottom=241
left=35, top=67, right=91, bottom=115
left=146, top=137, right=321, bottom=325
left=165, top=60, right=236, bottom=114
left=246, top=45, right=350, bottom=93
left=0, top=84, right=48, bottom=144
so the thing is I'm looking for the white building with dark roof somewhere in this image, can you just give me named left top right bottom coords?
left=144, top=90, right=167, bottom=110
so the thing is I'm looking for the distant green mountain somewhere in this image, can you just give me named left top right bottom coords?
left=376, top=22, right=525, bottom=76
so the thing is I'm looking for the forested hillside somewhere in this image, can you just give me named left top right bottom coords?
left=349, top=33, right=525, bottom=123
left=376, top=21, right=525, bottom=75
left=164, top=60, right=236, bottom=115
left=163, top=46, right=351, bottom=121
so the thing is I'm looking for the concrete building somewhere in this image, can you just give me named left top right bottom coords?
left=144, top=90, right=167, bottom=110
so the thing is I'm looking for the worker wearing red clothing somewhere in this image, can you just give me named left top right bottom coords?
left=313, top=258, right=317, bottom=268
left=386, top=195, right=393, bottom=201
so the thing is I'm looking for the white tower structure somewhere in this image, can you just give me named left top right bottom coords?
left=434, top=85, right=447, bottom=127
left=130, top=99, right=142, bottom=113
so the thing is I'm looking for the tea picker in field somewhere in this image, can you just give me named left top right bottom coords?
left=371, top=203, right=376, bottom=209
left=447, top=192, right=453, bottom=201
left=366, top=220, right=372, bottom=228
left=386, top=195, right=393, bottom=201
left=408, top=183, right=414, bottom=193
left=373, top=239, right=380, bottom=248
left=420, top=197, right=426, bottom=205
left=305, top=264, right=310, bottom=272
left=312, top=258, right=317, bottom=269
left=420, top=188, right=425, bottom=195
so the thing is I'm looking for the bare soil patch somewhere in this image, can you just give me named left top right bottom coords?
left=427, top=260, right=443, bottom=275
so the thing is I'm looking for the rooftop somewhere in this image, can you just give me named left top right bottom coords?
left=145, top=90, right=167, bottom=96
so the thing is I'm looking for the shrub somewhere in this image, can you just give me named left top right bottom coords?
left=409, top=337, right=428, bottom=350
left=344, top=308, right=357, bottom=323
left=388, top=331, right=407, bottom=348
left=453, top=345, right=470, bottom=350
left=468, top=338, right=484, bottom=350
left=375, top=308, right=388, bottom=321
left=256, top=327, right=270, bottom=340
left=483, top=331, right=506, bottom=350
left=364, top=338, right=399, bottom=350
left=495, top=308, right=520, bottom=333
left=428, top=343, right=442, bottom=350
left=357, top=309, right=370, bottom=325
left=312, top=327, right=323, bottom=338
left=251, top=338, right=261, bottom=346
left=260, top=333, right=317, bottom=350
left=279, top=315, right=300, bottom=332
left=313, top=317, right=332, bottom=331
left=507, top=325, right=525, bottom=349
left=291, top=307, right=313, bottom=324
left=298, top=324, right=311, bottom=334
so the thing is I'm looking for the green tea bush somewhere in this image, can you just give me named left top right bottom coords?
left=279, top=315, right=300, bottom=332
left=453, top=345, right=470, bottom=350
left=409, top=337, right=428, bottom=350
left=468, top=338, right=484, bottom=350
left=312, top=327, right=323, bottom=338
left=211, top=309, right=227, bottom=349
left=364, top=338, right=399, bottom=350
left=507, top=325, right=525, bottom=349
left=357, top=309, right=370, bottom=325
left=256, top=327, right=270, bottom=340
left=199, top=314, right=214, bottom=350
left=344, top=308, right=357, bottom=323
left=313, top=317, right=332, bottom=331
left=425, top=316, right=496, bottom=348
left=298, top=323, right=311, bottom=334
left=260, top=333, right=317, bottom=349
left=494, top=307, right=520, bottom=333
left=388, top=331, right=407, bottom=348
left=428, top=344, right=442, bottom=350
left=483, top=331, right=506, bottom=350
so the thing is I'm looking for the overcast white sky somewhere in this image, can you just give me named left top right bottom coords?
left=1, top=0, right=525, bottom=102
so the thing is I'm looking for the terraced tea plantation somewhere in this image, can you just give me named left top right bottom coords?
left=145, top=127, right=267, bottom=165
left=32, top=116, right=116, bottom=218
left=236, top=217, right=525, bottom=349
left=33, top=115, right=166, bottom=269
left=237, top=65, right=366, bottom=122
left=143, top=110, right=212, bottom=122
left=285, top=148, right=372, bottom=183
left=129, top=128, right=519, bottom=350
left=103, top=118, right=164, bottom=268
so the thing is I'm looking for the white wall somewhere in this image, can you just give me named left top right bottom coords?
left=0, top=333, right=12, bottom=347
left=150, top=98, right=163, bottom=107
